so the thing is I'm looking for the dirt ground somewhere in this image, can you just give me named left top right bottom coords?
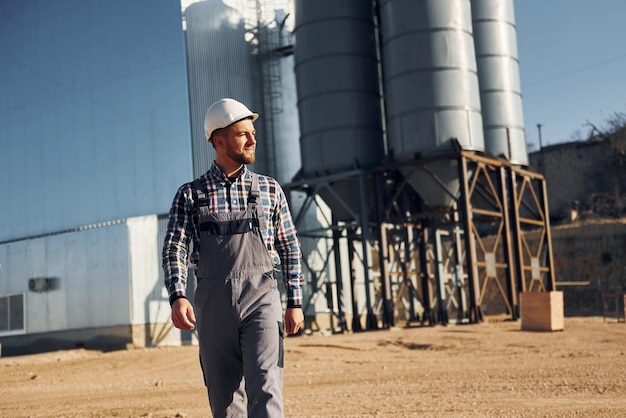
left=1, top=316, right=625, bottom=418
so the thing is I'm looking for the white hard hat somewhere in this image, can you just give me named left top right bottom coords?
left=204, top=98, right=259, bottom=141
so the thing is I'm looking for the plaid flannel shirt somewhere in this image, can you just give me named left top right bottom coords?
left=162, top=162, right=304, bottom=308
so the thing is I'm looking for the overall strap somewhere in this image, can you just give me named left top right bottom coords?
left=192, top=178, right=209, bottom=216
left=192, top=179, right=206, bottom=202
left=247, top=172, right=269, bottom=246
left=247, top=172, right=260, bottom=209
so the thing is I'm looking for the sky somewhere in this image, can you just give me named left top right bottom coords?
left=514, top=0, right=626, bottom=150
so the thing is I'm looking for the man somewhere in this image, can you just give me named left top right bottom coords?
left=162, top=98, right=305, bottom=417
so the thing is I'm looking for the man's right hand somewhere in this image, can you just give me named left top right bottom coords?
left=171, top=298, right=196, bottom=330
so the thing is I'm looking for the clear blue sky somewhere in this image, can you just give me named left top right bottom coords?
left=514, top=0, right=626, bottom=150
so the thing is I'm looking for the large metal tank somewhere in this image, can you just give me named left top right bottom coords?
left=294, top=0, right=384, bottom=177
left=259, top=6, right=302, bottom=185
left=184, top=0, right=258, bottom=177
left=293, top=0, right=384, bottom=221
left=471, top=0, right=528, bottom=165
left=379, top=0, right=485, bottom=208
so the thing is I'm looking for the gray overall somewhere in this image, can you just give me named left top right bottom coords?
left=193, top=173, right=285, bottom=418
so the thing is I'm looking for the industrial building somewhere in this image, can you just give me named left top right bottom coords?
left=1, top=0, right=560, bottom=356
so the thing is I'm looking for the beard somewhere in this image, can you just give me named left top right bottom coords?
left=226, top=146, right=255, bottom=165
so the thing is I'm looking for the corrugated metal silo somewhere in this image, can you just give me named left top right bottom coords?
left=294, top=0, right=384, bottom=177
left=257, top=6, right=302, bottom=185
left=471, top=0, right=528, bottom=165
left=273, top=50, right=302, bottom=184
left=293, top=0, right=384, bottom=221
left=379, top=0, right=485, bottom=208
left=184, top=1, right=258, bottom=177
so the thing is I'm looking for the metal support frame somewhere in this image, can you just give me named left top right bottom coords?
left=434, top=227, right=469, bottom=323
left=418, top=225, right=437, bottom=325
left=458, top=152, right=518, bottom=320
left=380, top=223, right=424, bottom=326
left=508, top=165, right=557, bottom=294
left=284, top=169, right=380, bottom=332
left=283, top=150, right=557, bottom=331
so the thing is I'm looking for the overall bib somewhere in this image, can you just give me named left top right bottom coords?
left=193, top=173, right=284, bottom=418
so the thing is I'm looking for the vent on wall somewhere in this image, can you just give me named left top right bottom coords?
left=28, top=277, right=61, bottom=293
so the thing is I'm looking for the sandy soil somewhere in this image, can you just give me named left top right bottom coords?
left=1, top=316, right=625, bottom=418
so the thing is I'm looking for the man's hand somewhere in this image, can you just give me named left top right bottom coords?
left=284, top=307, right=304, bottom=335
left=171, top=298, right=196, bottom=330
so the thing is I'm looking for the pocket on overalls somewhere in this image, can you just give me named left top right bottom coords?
left=277, top=321, right=284, bottom=368
left=262, top=270, right=277, bottom=289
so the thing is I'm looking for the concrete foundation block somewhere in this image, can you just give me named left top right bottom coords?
left=520, top=291, right=564, bottom=332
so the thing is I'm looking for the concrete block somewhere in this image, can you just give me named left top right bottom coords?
left=520, top=291, right=564, bottom=332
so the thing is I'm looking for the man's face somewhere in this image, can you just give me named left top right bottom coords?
left=223, top=118, right=256, bottom=165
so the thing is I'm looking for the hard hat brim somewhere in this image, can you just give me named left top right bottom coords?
left=204, top=98, right=259, bottom=141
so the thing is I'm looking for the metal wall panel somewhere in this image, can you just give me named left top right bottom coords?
left=0, top=223, right=133, bottom=334
left=0, top=0, right=192, bottom=242
left=127, top=215, right=170, bottom=325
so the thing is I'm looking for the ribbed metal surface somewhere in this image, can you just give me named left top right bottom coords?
left=251, top=3, right=302, bottom=184
left=294, top=0, right=384, bottom=178
left=379, top=0, right=484, bottom=208
left=273, top=53, right=302, bottom=184
left=0, top=224, right=131, bottom=333
left=156, top=214, right=170, bottom=298
left=0, top=216, right=174, bottom=334
left=471, top=0, right=528, bottom=165
left=184, top=0, right=260, bottom=178
left=127, top=215, right=172, bottom=325
left=380, top=0, right=484, bottom=155
left=0, top=0, right=192, bottom=242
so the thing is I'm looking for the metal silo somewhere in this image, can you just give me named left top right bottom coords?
left=294, top=0, right=384, bottom=178
left=471, top=0, right=528, bottom=165
left=184, top=1, right=258, bottom=178
left=256, top=6, right=302, bottom=185
left=293, top=0, right=385, bottom=221
left=379, top=0, right=485, bottom=208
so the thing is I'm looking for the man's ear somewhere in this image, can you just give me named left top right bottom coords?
left=212, top=134, right=226, bottom=149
